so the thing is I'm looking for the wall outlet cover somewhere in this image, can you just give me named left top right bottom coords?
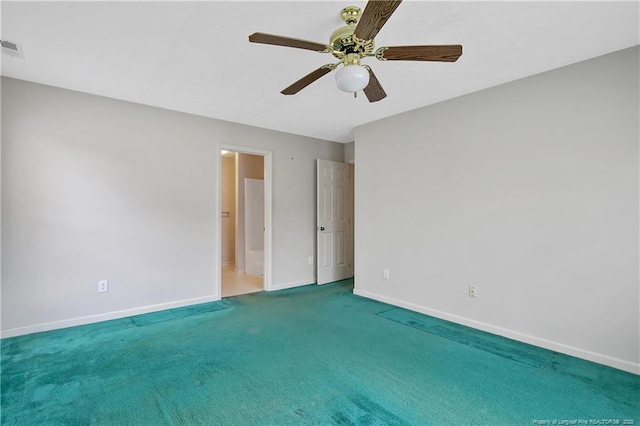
left=469, top=285, right=477, bottom=298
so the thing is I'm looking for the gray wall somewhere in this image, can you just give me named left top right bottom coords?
left=354, top=47, right=639, bottom=373
left=1, top=77, right=343, bottom=334
left=344, top=142, right=355, bottom=164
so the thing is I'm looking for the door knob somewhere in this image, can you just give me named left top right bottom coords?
left=319, top=227, right=325, bottom=231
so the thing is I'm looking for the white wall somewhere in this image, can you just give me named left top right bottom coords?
left=1, top=77, right=344, bottom=335
left=354, top=47, right=639, bottom=373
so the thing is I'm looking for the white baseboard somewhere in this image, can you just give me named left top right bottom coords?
left=222, top=261, right=235, bottom=267
left=270, top=278, right=316, bottom=291
left=1, top=294, right=221, bottom=339
left=353, top=288, right=639, bottom=375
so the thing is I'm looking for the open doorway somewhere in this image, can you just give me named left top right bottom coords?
left=218, top=145, right=272, bottom=298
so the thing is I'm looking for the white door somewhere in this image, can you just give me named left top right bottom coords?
left=317, top=159, right=350, bottom=285
left=244, top=178, right=264, bottom=277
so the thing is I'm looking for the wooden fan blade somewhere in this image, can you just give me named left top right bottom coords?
left=363, top=68, right=387, bottom=103
left=281, top=66, right=334, bottom=95
left=380, top=45, right=463, bottom=62
left=249, top=32, right=328, bottom=52
left=354, top=1, right=403, bottom=41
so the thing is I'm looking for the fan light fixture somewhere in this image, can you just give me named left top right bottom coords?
left=335, top=64, right=370, bottom=93
left=248, top=2, right=463, bottom=102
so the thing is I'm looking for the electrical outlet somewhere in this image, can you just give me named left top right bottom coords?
left=469, top=285, right=477, bottom=298
left=98, top=280, right=109, bottom=293
left=383, top=269, right=390, bottom=280
left=308, top=256, right=314, bottom=265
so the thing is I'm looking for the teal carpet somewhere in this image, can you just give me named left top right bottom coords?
left=2, top=280, right=638, bottom=425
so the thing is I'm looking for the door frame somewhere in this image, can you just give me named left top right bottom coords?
left=216, top=144, right=273, bottom=297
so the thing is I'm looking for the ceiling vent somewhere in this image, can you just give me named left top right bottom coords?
left=1, top=40, right=25, bottom=59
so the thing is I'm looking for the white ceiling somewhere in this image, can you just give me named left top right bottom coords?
left=1, top=1, right=638, bottom=143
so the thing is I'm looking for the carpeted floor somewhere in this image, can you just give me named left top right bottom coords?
left=2, top=279, right=638, bottom=425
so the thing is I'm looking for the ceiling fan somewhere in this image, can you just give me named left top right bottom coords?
left=248, top=0, right=462, bottom=103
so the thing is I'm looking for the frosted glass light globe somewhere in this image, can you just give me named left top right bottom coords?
left=335, top=64, right=370, bottom=93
